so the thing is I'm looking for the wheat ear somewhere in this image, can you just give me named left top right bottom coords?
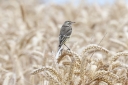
left=87, top=70, right=118, bottom=85
left=83, top=44, right=110, bottom=54
left=57, top=50, right=80, bottom=65
left=110, top=52, right=128, bottom=63
left=31, top=66, right=62, bottom=82
left=44, top=72, right=60, bottom=85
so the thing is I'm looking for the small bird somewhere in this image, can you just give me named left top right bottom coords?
left=58, top=21, right=75, bottom=51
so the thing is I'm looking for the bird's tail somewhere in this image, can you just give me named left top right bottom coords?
left=58, top=45, right=61, bottom=51
left=56, top=45, right=62, bottom=59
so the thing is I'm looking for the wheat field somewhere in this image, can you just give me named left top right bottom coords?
left=0, top=0, right=128, bottom=85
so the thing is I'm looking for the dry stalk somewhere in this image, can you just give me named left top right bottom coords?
left=62, top=61, right=71, bottom=66
left=3, top=73, right=16, bottom=85
left=109, top=61, right=121, bottom=71
left=44, top=72, right=60, bottom=85
left=30, top=75, right=35, bottom=85
left=57, top=50, right=81, bottom=77
left=80, top=54, right=89, bottom=83
left=83, top=44, right=110, bottom=54
left=19, top=3, right=31, bottom=29
left=67, top=57, right=75, bottom=83
left=63, top=57, right=76, bottom=85
left=118, top=76, right=127, bottom=85
left=18, top=30, right=36, bottom=49
left=31, top=66, right=62, bottom=82
left=90, top=70, right=119, bottom=85
left=57, top=50, right=80, bottom=64
left=110, top=38, right=128, bottom=49
left=111, top=52, right=128, bottom=63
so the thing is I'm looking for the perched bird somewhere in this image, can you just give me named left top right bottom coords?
left=56, top=21, right=75, bottom=59
left=58, top=21, right=75, bottom=51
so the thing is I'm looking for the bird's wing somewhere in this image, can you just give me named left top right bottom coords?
left=59, top=29, right=72, bottom=42
left=65, top=28, right=72, bottom=36
left=60, top=26, right=72, bottom=35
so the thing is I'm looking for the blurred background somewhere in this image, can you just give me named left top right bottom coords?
left=0, top=0, right=128, bottom=85
left=43, top=0, right=125, bottom=5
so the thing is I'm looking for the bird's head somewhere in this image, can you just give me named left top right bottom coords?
left=64, top=21, right=75, bottom=26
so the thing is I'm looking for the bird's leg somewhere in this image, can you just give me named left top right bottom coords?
left=64, top=44, right=70, bottom=50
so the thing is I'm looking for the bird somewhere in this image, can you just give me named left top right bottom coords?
left=58, top=21, right=75, bottom=52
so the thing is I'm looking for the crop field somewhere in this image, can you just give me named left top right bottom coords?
left=0, top=0, right=128, bottom=85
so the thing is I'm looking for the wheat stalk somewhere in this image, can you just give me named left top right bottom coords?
left=44, top=72, right=60, bottom=85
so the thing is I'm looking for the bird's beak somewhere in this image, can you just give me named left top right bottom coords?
left=71, top=22, right=75, bottom=23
